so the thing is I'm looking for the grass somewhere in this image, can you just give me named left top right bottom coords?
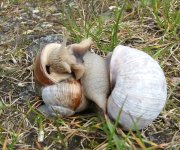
left=0, top=0, right=180, bottom=149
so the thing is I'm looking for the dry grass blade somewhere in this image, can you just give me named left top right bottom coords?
left=116, top=127, right=137, bottom=149
left=129, top=130, right=146, bottom=149
left=93, top=142, right=107, bottom=150
left=2, top=135, right=8, bottom=150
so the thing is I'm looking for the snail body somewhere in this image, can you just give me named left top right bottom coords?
left=48, top=38, right=90, bottom=80
left=80, top=52, right=110, bottom=111
left=34, top=43, right=72, bottom=86
left=34, top=38, right=93, bottom=86
left=107, top=45, right=167, bottom=130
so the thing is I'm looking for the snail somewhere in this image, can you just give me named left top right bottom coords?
left=33, top=39, right=92, bottom=116
left=71, top=44, right=167, bottom=130
left=81, top=45, right=167, bottom=130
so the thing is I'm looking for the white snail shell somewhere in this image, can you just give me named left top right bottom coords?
left=107, top=45, right=167, bottom=130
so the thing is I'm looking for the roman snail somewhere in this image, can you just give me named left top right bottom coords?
left=33, top=39, right=92, bottom=117
left=76, top=44, right=167, bottom=130
left=34, top=39, right=167, bottom=130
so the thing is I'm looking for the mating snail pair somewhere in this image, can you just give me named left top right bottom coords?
left=34, top=38, right=167, bottom=130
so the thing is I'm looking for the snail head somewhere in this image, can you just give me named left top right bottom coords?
left=49, top=38, right=93, bottom=80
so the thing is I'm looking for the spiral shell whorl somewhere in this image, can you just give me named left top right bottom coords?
left=108, top=45, right=167, bottom=130
left=42, top=79, right=82, bottom=110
